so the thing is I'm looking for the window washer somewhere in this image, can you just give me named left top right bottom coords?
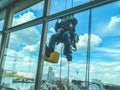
left=46, top=15, right=79, bottom=61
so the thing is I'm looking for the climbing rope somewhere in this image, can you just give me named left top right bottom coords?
left=59, top=0, right=75, bottom=89
left=59, top=43, right=63, bottom=89
left=59, top=0, right=67, bottom=86
left=85, top=8, right=92, bottom=90
left=59, top=0, right=68, bottom=85
left=67, top=61, right=70, bottom=89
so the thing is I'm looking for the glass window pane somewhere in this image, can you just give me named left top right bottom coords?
left=73, top=0, right=90, bottom=7
left=50, top=0, right=90, bottom=15
left=42, top=11, right=89, bottom=89
left=90, top=1, right=120, bottom=88
left=2, top=24, right=42, bottom=89
left=0, top=20, right=4, bottom=31
left=0, top=35, right=2, bottom=46
left=12, top=1, right=44, bottom=27
left=50, top=0, right=66, bottom=15
left=72, top=11, right=89, bottom=80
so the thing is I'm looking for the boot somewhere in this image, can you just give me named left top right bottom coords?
left=63, top=45, right=72, bottom=61
left=66, top=54, right=72, bottom=61
left=45, top=45, right=54, bottom=57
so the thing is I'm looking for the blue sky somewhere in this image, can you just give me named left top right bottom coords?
left=0, top=0, right=120, bottom=84
left=0, top=19, right=4, bottom=31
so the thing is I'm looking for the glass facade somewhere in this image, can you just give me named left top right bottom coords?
left=0, top=0, right=120, bottom=90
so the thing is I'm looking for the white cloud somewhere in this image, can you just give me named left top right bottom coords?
left=70, top=61, right=85, bottom=69
left=76, top=33, right=102, bottom=51
left=23, top=56, right=31, bottom=62
left=9, top=11, right=41, bottom=52
left=98, top=15, right=120, bottom=37
left=108, top=15, right=120, bottom=29
left=22, top=41, right=40, bottom=54
left=12, top=11, right=36, bottom=26
left=43, top=60, right=120, bottom=84
left=105, top=73, right=116, bottom=78
left=10, top=11, right=41, bottom=51
left=95, top=47, right=120, bottom=54
left=93, top=47, right=120, bottom=61
left=23, top=45, right=36, bottom=52
left=4, top=11, right=41, bottom=72
left=9, top=26, right=41, bottom=52
left=114, top=66, right=120, bottom=71
left=6, top=48, right=18, bottom=56
left=5, top=52, right=37, bottom=72
left=89, top=62, right=120, bottom=84
left=5, top=48, right=120, bottom=85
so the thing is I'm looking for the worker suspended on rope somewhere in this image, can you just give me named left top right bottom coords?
left=45, top=15, right=79, bottom=61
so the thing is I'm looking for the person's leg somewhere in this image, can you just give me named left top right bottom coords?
left=62, top=31, right=72, bottom=61
left=46, top=28, right=63, bottom=57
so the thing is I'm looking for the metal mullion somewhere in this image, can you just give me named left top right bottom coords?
left=0, top=9, right=5, bottom=21
left=34, top=0, right=51, bottom=90
left=5, top=17, right=44, bottom=33
left=0, top=6, right=13, bottom=86
left=0, top=31, right=2, bottom=35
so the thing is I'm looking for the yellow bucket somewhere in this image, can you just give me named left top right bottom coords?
left=44, top=52, right=59, bottom=63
